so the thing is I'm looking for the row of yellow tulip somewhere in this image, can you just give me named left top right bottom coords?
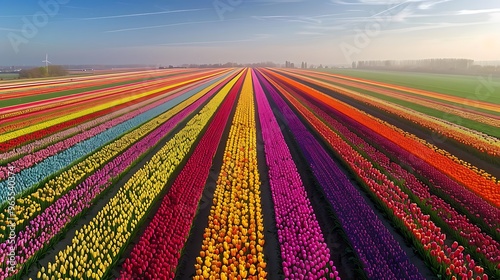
left=194, top=71, right=267, bottom=280
left=275, top=69, right=500, bottom=158
left=0, top=71, right=227, bottom=144
left=293, top=70, right=500, bottom=129
left=0, top=78, right=221, bottom=242
left=33, top=71, right=244, bottom=280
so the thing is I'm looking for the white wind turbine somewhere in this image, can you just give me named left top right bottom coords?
left=42, top=54, right=51, bottom=75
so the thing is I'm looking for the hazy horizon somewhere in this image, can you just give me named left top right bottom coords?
left=1, top=0, right=499, bottom=66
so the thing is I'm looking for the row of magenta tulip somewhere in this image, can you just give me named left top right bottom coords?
left=0, top=72, right=235, bottom=279
left=0, top=77, right=199, bottom=155
left=31, top=69, right=237, bottom=280
left=0, top=73, right=228, bottom=242
left=0, top=75, right=225, bottom=206
left=262, top=69, right=492, bottom=280
left=0, top=77, right=216, bottom=181
left=0, top=77, right=174, bottom=134
left=0, top=70, right=226, bottom=151
left=278, top=69, right=500, bottom=159
left=194, top=71, right=267, bottom=280
left=252, top=70, right=338, bottom=279
left=0, top=75, right=212, bottom=164
left=281, top=70, right=500, bottom=208
left=256, top=70, right=423, bottom=280
left=285, top=75, right=499, bottom=277
left=118, top=70, right=244, bottom=280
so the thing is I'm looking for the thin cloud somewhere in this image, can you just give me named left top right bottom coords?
left=0, top=27, right=22, bottom=31
left=418, top=0, right=452, bottom=10
left=384, top=17, right=500, bottom=33
left=105, top=18, right=245, bottom=33
left=252, top=15, right=322, bottom=24
left=368, top=0, right=414, bottom=18
left=81, top=9, right=206, bottom=20
left=105, top=20, right=222, bottom=33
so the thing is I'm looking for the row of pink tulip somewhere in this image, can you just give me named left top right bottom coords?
left=271, top=70, right=493, bottom=279
left=298, top=86, right=500, bottom=273
left=0, top=80, right=204, bottom=180
left=253, top=70, right=337, bottom=279
left=0, top=73, right=234, bottom=279
left=119, top=70, right=242, bottom=280
left=32, top=70, right=240, bottom=280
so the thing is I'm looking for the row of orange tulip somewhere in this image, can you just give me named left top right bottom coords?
left=261, top=70, right=489, bottom=280
left=269, top=70, right=500, bottom=207
left=0, top=82, right=214, bottom=243
left=276, top=69, right=500, bottom=158
left=295, top=70, right=500, bottom=129
left=32, top=72, right=236, bottom=280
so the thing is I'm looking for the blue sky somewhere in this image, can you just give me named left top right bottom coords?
left=1, top=0, right=499, bottom=66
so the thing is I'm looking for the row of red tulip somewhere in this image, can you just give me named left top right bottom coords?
left=285, top=78, right=499, bottom=275
left=32, top=69, right=238, bottom=280
left=119, top=70, right=244, bottom=280
left=261, top=69, right=490, bottom=280
left=0, top=79, right=205, bottom=180
left=0, top=72, right=238, bottom=279
left=253, top=70, right=337, bottom=279
left=272, top=69, right=500, bottom=208
left=277, top=69, right=500, bottom=158
left=293, top=70, right=500, bottom=130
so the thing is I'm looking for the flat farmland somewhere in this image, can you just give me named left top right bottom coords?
left=0, top=68, right=498, bottom=280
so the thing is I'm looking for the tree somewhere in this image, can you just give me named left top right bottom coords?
left=19, top=65, right=67, bottom=78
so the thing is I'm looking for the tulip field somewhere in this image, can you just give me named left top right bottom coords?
left=0, top=67, right=499, bottom=280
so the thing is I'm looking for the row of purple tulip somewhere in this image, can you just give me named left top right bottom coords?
left=0, top=80, right=203, bottom=164
left=297, top=92, right=500, bottom=270
left=252, top=70, right=337, bottom=279
left=0, top=79, right=207, bottom=181
left=0, top=75, right=229, bottom=205
left=255, top=70, right=423, bottom=280
left=0, top=77, right=225, bottom=279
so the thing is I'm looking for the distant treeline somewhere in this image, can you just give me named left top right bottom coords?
left=179, top=62, right=278, bottom=68
left=353, top=59, right=500, bottom=76
left=19, top=65, right=68, bottom=78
